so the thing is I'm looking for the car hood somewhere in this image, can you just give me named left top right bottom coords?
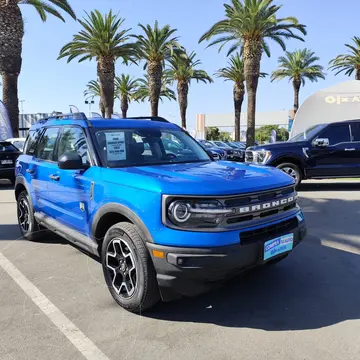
left=248, top=141, right=308, bottom=151
left=102, top=161, right=294, bottom=196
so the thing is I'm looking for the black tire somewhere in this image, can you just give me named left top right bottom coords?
left=17, top=190, right=42, bottom=240
left=101, top=222, right=160, bottom=313
left=276, top=162, right=302, bottom=188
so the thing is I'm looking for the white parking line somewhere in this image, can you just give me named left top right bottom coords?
left=0, top=251, right=110, bottom=360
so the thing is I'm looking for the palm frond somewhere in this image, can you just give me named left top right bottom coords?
left=19, top=0, right=76, bottom=21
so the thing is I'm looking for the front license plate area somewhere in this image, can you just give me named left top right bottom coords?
left=1, top=160, right=13, bottom=165
left=263, top=233, right=294, bottom=261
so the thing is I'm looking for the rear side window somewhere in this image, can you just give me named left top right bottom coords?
left=24, top=130, right=41, bottom=155
left=351, top=123, right=360, bottom=141
left=0, top=142, right=18, bottom=152
left=36, top=127, right=60, bottom=161
left=317, top=124, right=351, bottom=145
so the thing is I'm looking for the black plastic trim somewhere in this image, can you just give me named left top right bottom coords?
left=91, top=203, right=154, bottom=243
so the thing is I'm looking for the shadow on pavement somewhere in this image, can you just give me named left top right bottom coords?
left=146, top=195, right=360, bottom=331
left=299, top=181, right=360, bottom=192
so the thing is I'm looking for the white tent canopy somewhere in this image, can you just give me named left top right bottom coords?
left=290, top=80, right=360, bottom=137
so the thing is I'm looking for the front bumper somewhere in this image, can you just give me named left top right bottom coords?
left=148, top=220, right=306, bottom=301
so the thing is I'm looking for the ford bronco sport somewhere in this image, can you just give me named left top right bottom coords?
left=15, top=113, right=307, bottom=312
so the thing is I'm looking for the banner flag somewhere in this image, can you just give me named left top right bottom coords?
left=0, top=100, right=13, bottom=140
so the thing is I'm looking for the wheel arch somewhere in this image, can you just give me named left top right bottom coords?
left=270, top=156, right=305, bottom=176
left=91, top=203, right=154, bottom=247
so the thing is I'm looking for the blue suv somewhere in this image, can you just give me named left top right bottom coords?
left=15, top=113, right=307, bottom=312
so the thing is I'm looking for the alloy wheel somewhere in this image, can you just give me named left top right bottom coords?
left=105, top=238, right=137, bottom=298
left=18, top=197, right=31, bottom=233
left=281, top=166, right=298, bottom=182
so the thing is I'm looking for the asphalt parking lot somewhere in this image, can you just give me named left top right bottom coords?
left=1, top=180, right=360, bottom=360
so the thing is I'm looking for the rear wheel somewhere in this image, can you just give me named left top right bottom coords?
left=101, top=222, right=160, bottom=313
left=276, top=162, right=302, bottom=188
left=17, top=191, right=42, bottom=240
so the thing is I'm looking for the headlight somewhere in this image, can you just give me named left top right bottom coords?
left=165, top=199, right=234, bottom=229
left=250, top=150, right=271, bottom=164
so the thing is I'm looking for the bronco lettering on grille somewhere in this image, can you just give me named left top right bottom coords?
left=237, top=196, right=294, bottom=214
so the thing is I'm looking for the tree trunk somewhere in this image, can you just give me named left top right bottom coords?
left=0, top=1, right=24, bottom=137
left=2, top=73, right=19, bottom=136
left=293, top=79, right=301, bottom=114
left=148, top=61, right=162, bottom=116
left=99, top=101, right=105, bottom=117
left=356, top=68, right=360, bottom=80
left=234, top=81, right=245, bottom=142
left=97, top=56, right=115, bottom=119
left=243, top=40, right=262, bottom=147
left=120, top=96, right=128, bottom=118
left=177, top=81, right=189, bottom=129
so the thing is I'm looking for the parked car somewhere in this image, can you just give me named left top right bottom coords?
left=245, top=120, right=360, bottom=187
left=7, top=137, right=26, bottom=152
left=223, top=141, right=245, bottom=161
left=197, top=139, right=226, bottom=160
left=15, top=113, right=306, bottom=313
left=0, top=141, right=21, bottom=184
left=210, top=140, right=243, bottom=161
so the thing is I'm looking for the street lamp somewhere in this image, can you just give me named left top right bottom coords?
left=85, top=100, right=94, bottom=117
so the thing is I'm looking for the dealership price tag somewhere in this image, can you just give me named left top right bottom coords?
left=105, top=132, right=126, bottom=161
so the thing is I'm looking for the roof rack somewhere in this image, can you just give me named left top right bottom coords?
left=125, top=116, right=169, bottom=123
left=42, top=112, right=88, bottom=121
left=39, top=112, right=92, bottom=126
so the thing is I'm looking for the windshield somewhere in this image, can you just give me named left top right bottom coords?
left=213, top=141, right=231, bottom=148
left=0, top=142, right=19, bottom=152
left=92, top=128, right=211, bottom=168
left=288, top=124, right=327, bottom=142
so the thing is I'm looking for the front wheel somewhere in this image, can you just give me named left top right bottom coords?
left=101, top=222, right=160, bottom=313
left=276, top=162, right=302, bottom=188
left=17, top=191, right=42, bottom=240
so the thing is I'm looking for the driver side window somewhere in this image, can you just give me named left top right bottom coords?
left=317, top=124, right=351, bottom=146
left=57, top=127, right=90, bottom=165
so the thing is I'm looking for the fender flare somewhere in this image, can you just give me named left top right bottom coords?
left=14, top=177, right=33, bottom=203
left=269, top=154, right=306, bottom=168
left=91, top=202, right=154, bottom=243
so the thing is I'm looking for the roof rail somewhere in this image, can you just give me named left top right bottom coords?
left=125, top=116, right=169, bottom=123
left=42, top=112, right=88, bottom=121
left=38, top=112, right=93, bottom=127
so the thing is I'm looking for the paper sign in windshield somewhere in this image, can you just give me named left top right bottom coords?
left=105, top=132, right=126, bottom=161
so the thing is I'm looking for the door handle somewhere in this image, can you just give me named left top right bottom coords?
left=345, top=148, right=355, bottom=151
left=49, top=174, right=60, bottom=181
left=26, top=169, right=35, bottom=175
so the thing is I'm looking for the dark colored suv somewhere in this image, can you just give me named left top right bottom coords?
left=246, top=120, right=360, bottom=187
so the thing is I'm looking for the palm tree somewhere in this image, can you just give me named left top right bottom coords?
left=329, top=37, right=360, bottom=80
left=271, top=49, right=325, bottom=114
left=0, top=0, right=76, bottom=137
left=133, top=73, right=176, bottom=103
left=84, top=80, right=105, bottom=117
left=216, top=54, right=267, bottom=141
left=58, top=10, right=136, bottom=118
left=199, top=0, right=306, bottom=146
left=132, top=21, right=180, bottom=116
left=114, top=74, right=140, bottom=118
left=216, top=54, right=245, bottom=141
left=166, top=51, right=212, bottom=129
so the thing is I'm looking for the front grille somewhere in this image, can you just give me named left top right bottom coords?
left=240, top=217, right=298, bottom=245
left=245, top=150, right=253, bottom=162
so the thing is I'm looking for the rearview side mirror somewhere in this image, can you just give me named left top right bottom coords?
left=58, top=152, right=83, bottom=170
left=313, top=138, right=329, bottom=148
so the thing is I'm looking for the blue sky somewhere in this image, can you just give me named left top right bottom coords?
left=17, top=0, right=360, bottom=130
